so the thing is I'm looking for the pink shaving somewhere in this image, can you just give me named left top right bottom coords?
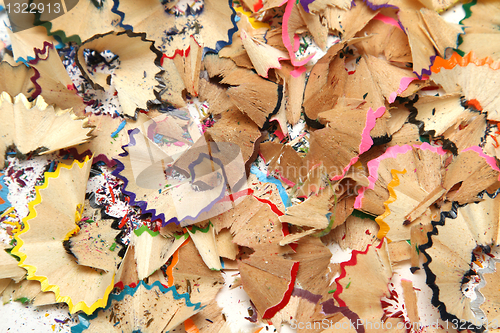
left=276, top=170, right=296, bottom=187
left=373, top=13, right=402, bottom=30
left=293, top=34, right=301, bottom=52
left=354, top=143, right=446, bottom=208
left=291, top=65, right=307, bottom=78
left=462, top=146, right=500, bottom=180
left=331, top=106, right=386, bottom=181
left=201, top=118, right=215, bottom=133
left=354, top=187, right=365, bottom=208
left=360, top=107, right=386, bottom=154
left=282, top=0, right=315, bottom=67
left=389, top=77, right=417, bottom=103
left=389, top=75, right=429, bottom=103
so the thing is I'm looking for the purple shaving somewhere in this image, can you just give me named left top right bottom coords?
left=362, top=0, right=398, bottom=11
left=300, top=0, right=315, bottom=13
left=112, top=129, right=180, bottom=226
left=92, top=154, right=117, bottom=167
left=245, top=301, right=258, bottom=322
left=291, top=287, right=322, bottom=304
left=112, top=127, right=233, bottom=227
left=322, top=299, right=365, bottom=333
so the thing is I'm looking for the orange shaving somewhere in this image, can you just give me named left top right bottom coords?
left=467, top=98, right=483, bottom=111
left=184, top=318, right=200, bottom=333
left=166, top=237, right=190, bottom=287
left=491, top=135, right=500, bottom=148
left=431, top=51, right=500, bottom=74
left=375, top=169, right=407, bottom=241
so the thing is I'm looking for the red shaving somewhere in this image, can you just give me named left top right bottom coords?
left=113, top=281, right=138, bottom=290
left=27, top=41, right=54, bottom=64
left=421, top=86, right=440, bottom=91
left=161, top=35, right=200, bottom=64
left=281, top=222, right=297, bottom=251
left=333, top=240, right=385, bottom=307
left=108, top=185, right=116, bottom=203
left=253, top=196, right=298, bottom=250
left=253, top=196, right=284, bottom=216
left=274, top=129, right=285, bottom=141
left=262, top=261, right=300, bottom=319
left=58, top=148, right=93, bottom=161
left=118, top=214, right=128, bottom=229
left=253, top=0, right=263, bottom=12
left=219, top=188, right=253, bottom=203
left=161, top=47, right=190, bottom=64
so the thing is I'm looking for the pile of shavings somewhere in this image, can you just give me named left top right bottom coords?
left=2, top=0, right=500, bottom=332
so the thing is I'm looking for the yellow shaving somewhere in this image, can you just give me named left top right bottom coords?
left=3, top=220, right=22, bottom=234
left=375, top=169, right=407, bottom=242
left=0, top=206, right=14, bottom=218
left=11, top=156, right=115, bottom=315
left=234, top=7, right=271, bottom=29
